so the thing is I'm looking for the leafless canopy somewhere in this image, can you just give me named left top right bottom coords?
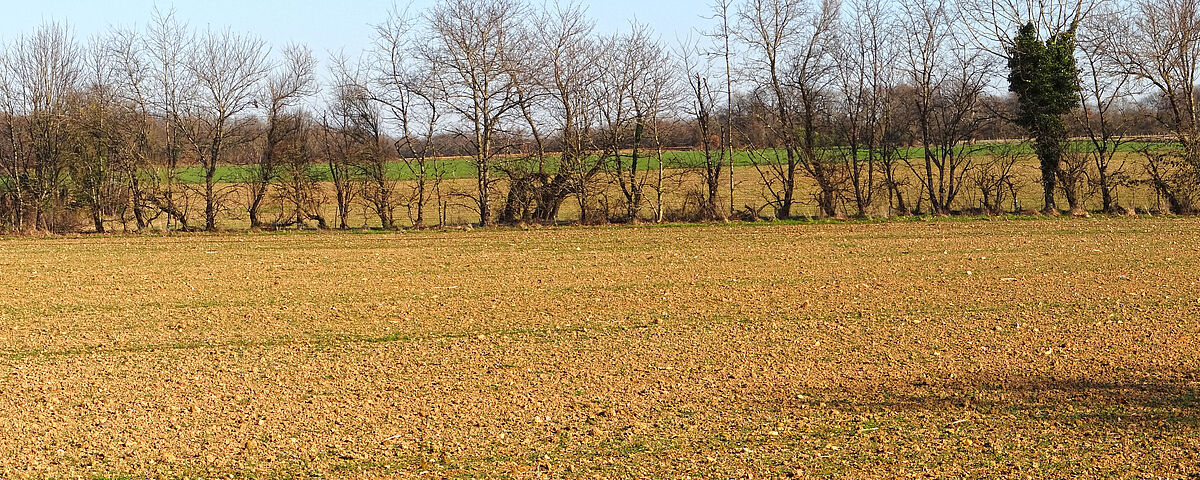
left=8, top=0, right=1200, bottom=232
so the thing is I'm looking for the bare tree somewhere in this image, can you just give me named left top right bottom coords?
left=180, top=27, right=270, bottom=231
left=357, top=106, right=398, bottom=230
left=107, top=25, right=163, bottom=230
left=69, top=35, right=128, bottom=233
left=524, top=2, right=604, bottom=223
left=831, top=0, right=900, bottom=217
left=276, top=113, right=327, bottom=229
left=899, top=0, right=992, bottom=214
left=959, top=0, right=1102, bottom=58
left=680, top=38, right=727, bottom=220
left=1107, top=0, right=1200, bottom=213
left=739, top=0, right=842, bottom=218
left=319, top=84, right=366, bottom=230
left=145, top=7, right=192, bottom=229
left=371, top=6, right=446, bottom=228
left=972, top=142, right=1025, bottom=214
left=328, top=53, right=398, bottom=230
left=1075, top=4, right=1133, bottom=213
left=491, top=2, right=590, bottom=224
left=244, top=44, right=317, bottom=229
left=601, top=24, right=675, bottom=222
left=0, top=22, right=82, bottom=232
left=706, top=0, right=738, bottom=218
left=423, top=0, right=528, bottom=226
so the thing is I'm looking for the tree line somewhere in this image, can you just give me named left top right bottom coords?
left=1, top=0, right=1198, bottom=233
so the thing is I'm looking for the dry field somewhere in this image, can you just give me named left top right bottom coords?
left=150, top=150, right=1166, bottom=231
left=1, top=218, right=1198, bottom=478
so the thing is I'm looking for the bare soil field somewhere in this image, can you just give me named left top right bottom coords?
left=0, top=218, right=1198, bottom=478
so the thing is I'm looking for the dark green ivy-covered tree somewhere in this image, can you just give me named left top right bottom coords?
left=1008, top=22, right=1081, bottom=215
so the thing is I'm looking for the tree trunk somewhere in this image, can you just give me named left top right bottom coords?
left=205, top=160, right=218, bottom=231
left=248, top=193, right=263, bottom=229
left=1036, top=135, right=1061, bottom=216
left=92, top=205, right=105, bottom=233
left=777, top=160, right=796, bottom=219
left=478, top=159, right=491, bottom=227
left=1097, top=163, right=1116, bottom=213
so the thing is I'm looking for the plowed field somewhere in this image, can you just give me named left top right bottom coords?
left=1, top=218, right=1198, bottom=478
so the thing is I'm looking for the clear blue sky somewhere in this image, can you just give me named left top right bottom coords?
left=0, top=1, right=711, bottom=66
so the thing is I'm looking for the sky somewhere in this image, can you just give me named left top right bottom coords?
left=0, top=0, right=713, bottom=67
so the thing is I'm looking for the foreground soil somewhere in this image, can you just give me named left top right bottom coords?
left=0, top=218, right=1197, bottom=478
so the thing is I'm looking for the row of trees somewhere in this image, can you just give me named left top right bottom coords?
left=2, top=0, right=1200, bottom=233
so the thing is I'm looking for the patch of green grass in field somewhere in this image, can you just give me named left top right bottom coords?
left=77, top=139, right=1200, bottom=186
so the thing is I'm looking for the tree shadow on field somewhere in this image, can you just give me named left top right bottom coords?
left=733, top=372, right=1200, bottom=478
left=788, top=371, right=1200, bottom=431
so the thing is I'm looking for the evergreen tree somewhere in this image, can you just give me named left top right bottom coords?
left=1008, top=22, right=1081, bottom=215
